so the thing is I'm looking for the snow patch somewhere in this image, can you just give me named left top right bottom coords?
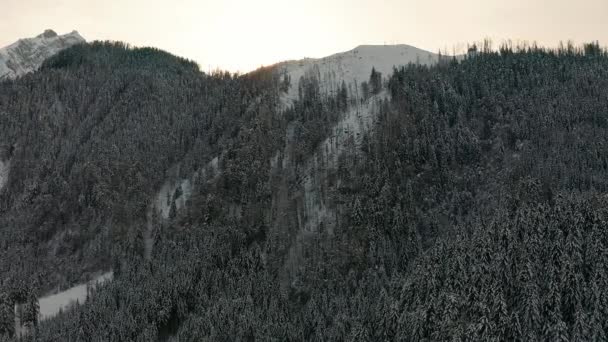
left=0, top=160, right=8, bottom=191
left=155, top=156, right=221, bottom=219
left=14, top=271, right=113, bottom=337
left=209, top=156, right=219, bottom=175
left=37, top=272, right=113, bottom=321
left=156, top=178, right=192, bottom=219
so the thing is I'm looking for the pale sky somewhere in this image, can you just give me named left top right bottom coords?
left=2, top=0, right=607, bottom=72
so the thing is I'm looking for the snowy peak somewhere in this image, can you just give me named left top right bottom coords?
left=349, top=44, right=439, bottom=64
left=0, top=29, right=86, bottom=80
left=277, top=44, right=442, bottom=104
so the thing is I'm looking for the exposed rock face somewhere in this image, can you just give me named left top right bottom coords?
left=0, top=30, right=85, bottom=80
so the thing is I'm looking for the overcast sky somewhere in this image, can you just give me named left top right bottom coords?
left=2, top=0, right=607, bottom=72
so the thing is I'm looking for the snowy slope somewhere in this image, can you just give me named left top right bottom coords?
left=273, top=44, right=445, bottom=233
left=271, top=45, right=448, bottom=281
left=155, top=156, right=219, bottom=220
left=0, top=29, right=85, bottom=81
left=301, top=92, right=385, bottom=233
left=277, top=44, right=440, bottom=106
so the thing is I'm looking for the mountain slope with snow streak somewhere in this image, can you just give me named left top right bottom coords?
left=0, top=29, right=85, bottom=81
left=271, top=45, right=446, bottom=280
left=273, top=44, right=445, bottom=234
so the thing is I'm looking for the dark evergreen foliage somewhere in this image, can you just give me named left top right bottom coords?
left=1, top=41, right=608, bottom=341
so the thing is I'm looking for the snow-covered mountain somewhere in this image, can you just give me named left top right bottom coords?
left=277, top=44, right=441, bottom=105
left=0, top=29, right=85, bottom=81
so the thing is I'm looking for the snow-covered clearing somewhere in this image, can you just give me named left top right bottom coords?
left=14, top=271, right=113, bottom=337
left=38, top=271, right=113, bottom=321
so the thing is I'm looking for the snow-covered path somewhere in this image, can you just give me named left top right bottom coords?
left=38, top=271, right=113, bottom=320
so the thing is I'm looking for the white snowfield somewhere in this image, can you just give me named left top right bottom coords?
left=277, top=44, right=440, bottom=106
left=37, top=271, right=113, bottom=321
left=0, top=29, right=85, bottom=81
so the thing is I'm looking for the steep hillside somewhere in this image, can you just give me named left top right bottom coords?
left=2, top=41, right=608, bottom=341
left=0, top=41, right=443, bottom=338
left=0, top=41, right=283, bottom=298
left=0, top=30, right=85, bottom=80
left=273, top=44, right=444, bottom=238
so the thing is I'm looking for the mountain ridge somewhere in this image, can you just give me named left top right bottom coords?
left=274, top=44, right=442, bottom=106
left=0, top=29, right=85, bottom=80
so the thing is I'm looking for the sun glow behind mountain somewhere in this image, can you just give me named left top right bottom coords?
left=2, top=0, right=607, bottom=72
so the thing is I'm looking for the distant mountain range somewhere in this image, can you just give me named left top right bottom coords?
left=0, top=29, right=446, bottom=85
left=0, top=29, right=85, bottom=80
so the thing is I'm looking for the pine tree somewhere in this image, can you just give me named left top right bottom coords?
left=370, top=67, right=382, bottom=95
left=21, top=290, right=38, bottom=328
left=338, top=80, right=348, bottom=111
left=0, top=293, right=14, bottom=337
